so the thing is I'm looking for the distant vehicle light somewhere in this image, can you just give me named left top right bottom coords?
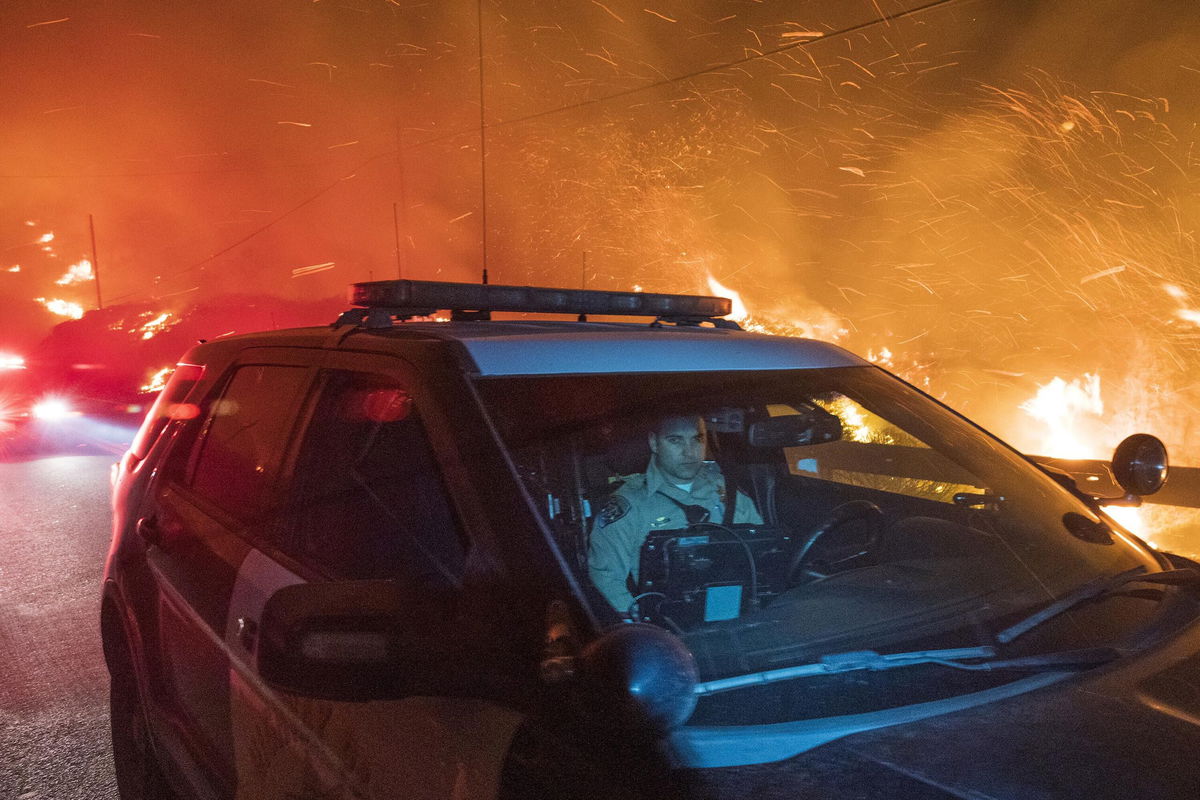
left=33, top=398, right=81, bottom=421
left=0, top=354, right=26, bottom=370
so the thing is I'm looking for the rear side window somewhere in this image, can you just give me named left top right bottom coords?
left=189, top=365, right=309, bottom=520
left=280, top=369, right=467, bottom=588
left=129, top=363, right=204, bottom=460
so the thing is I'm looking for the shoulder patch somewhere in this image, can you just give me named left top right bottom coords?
left=597, top=495, right=631, bottom=527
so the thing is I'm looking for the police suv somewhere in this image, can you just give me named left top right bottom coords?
left=105, top=280, right=1200, bottom=800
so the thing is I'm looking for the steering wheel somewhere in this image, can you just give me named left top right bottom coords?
left=785, top=500, right=884, bottom=587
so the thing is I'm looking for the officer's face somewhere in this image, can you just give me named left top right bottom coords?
left=650, top=417, right=706, bottom=483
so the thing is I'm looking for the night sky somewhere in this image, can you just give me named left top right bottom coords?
left=3, top=0, right=1200, bottom=482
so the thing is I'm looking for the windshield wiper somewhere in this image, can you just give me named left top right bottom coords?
left=996, top=566, right=1200, bottom=645
left=693, top=645, right=1119, bottom=696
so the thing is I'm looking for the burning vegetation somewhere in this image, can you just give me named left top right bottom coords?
left=2, top=2, right=1199, bottom=545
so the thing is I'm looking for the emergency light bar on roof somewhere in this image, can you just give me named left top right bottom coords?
left=343, top=279, right=734, bottom=326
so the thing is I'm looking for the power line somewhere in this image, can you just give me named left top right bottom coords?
left=105, top=149, right=395, bottom=304
left=116, top=0, right=964, bottom=301
left=477, top=0, right=490, bottom=280
left=16, top=0, right=961, bottom=184
left=0, top=159, right=360, bottom=180
left=485, top=0, right=961, bottom=130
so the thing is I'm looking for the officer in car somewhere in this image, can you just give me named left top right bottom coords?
left=588, top=414, right=762, bottom=615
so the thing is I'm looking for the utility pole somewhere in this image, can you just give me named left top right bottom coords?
left=395, top=120, right=410, bottom=279
left=393, top=202, right=403, bottom=279
left=89, top=214, right=102, bottom=310
left=477, top=0, right=489, bottom=284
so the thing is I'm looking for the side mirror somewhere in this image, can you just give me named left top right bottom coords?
left=1111, top=433, right=1168, bottom=498
left=748, top=407, right=842, bottom=448
left=257, top=580, right=447, bottom=702
left=579, top=623, right=698, bottom=734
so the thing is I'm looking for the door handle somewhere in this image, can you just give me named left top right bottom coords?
left=237, top=617, right=259, bottom=652
left=135, top=515, right=162, bottom=546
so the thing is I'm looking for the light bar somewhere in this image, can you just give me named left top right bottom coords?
left=348, top=279, right=732, bottom=319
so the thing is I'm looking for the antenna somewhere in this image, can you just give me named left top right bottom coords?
left=476, top=0, right=489, bottom=285
left=395, top=121, right=409, bottom=279
left=89, top=214, right=102, bottom=310
left=579, top=251, right=588, bottom=321
left=393, top=202, right=403, bottom=279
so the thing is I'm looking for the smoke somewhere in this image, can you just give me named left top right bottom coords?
left=4, top=0, right=1200, bottom=462
left=27, top=292, right=343, bottom=396
left=482, top=0, right=1200, bottom=463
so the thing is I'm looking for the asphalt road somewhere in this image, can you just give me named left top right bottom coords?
left=0, top=431, right=1196, bottom=800
left=0, top=453, right=121, bottom=800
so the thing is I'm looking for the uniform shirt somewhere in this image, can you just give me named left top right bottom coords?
left=587, top=459, right=763, bottom=613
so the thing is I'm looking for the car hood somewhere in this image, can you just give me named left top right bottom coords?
left=682, top=618, right=1200, bottom=799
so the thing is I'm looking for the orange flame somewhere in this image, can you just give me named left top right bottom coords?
left=1165, top=284, right=1200, bottom=327
left=141, top=366, right=172, bottom=393
left=704, top=273, right=846, bottom=341
left=138, top=312, right=175, bottom=340
left=866, top=347, right=894, bottom=368
left=54, top=258, right=94, bottom=286
left=705, top=274, right=749, bottom=321
left=1020, top=374, right=1147, bottom=537
left=35, top=297, right=84, bottom=319
left=1019, top=374, right=1104, bottom=459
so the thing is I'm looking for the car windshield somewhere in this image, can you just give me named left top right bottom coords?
left=475, top=366, right=1160, bottom=702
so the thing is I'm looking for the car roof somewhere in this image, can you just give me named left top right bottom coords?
left=190, top=318, right=868, bottom=377
left=413, top=321, right=869, bottom=376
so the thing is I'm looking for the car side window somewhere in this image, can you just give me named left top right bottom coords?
left=129, top=363, right=205, bottom=461
left=280, top=369, right=467, bottom=587
left=188, top=364, right=310, bottom=520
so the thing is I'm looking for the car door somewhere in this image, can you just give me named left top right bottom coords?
left=137, top=349, right=317, bottom=798
left=222, top=351, right=526, bottom=800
